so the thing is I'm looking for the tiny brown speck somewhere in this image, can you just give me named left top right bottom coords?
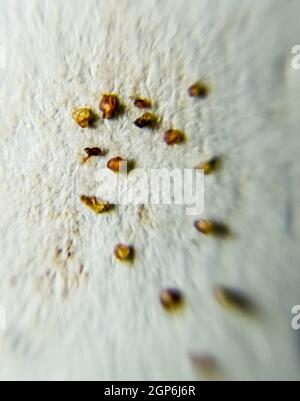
left=133, top=98, right=151, bottom=109
left=194, top=219, right=214, bottom=235
left=55, top=248, right=63, bottom=257
left=198, top=157, right=222, bottom=175
left=107, top=157, right=125, bottom=173
left=160, top=288, right=184, bottom=311
left=72, top=108, right=94, bottom=128
left=194, top=219, right=230, bottom=237
left=80, top=195, right=112, bottom=214
left=84, top=147, right=103, bottom=158
left=134, top=112, right=156, bottom=128
left=214, top=286, right=255, bottom=314
left=99, top=94, right=118, bottom=119
left=164, top=129, right=185, bottom=145
left=114, top=244, right=133, bottom=262
left=188, top=82, right=210, bottom=98
left=190, top=354, right=220, bottom=379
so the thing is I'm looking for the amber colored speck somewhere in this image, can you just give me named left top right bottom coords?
left=107, top=157, right=125, bottom=173
left=80, top=195, right=111, bottom=214
left=194, top=219, right=215, bottom=235
left=72, top=108, right=94, bottom=128
left=198, top=157, right=221, bottom=175
left=160, top=288, right=184, bottom=311
left=99, top=94, right=118, bottom=119
left=164, top=129, right=185, bottom=145
left=134, top=112, right=156, bottom=128
left=133, top=98, right=151, bottom=109
left=194, top=219, right=230, bottom=238
left=188, top=82, right=210, bottom=98
left=114, top=244, right=133, bottom=261
left=214, top=286, right=255, bottom=314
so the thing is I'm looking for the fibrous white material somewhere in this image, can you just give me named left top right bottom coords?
left=0, top=0, right=299, bottom=380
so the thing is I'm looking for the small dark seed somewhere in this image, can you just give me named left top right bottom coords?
left=133, top=98, right=151, bottom=109
left=194, top=220, right=230, bottom=237
left=198, top=157, right=222, bottom=175
left=194, top=219, right=214, bottom=235
left=160, top=288, right=184, bottom=311
left=80, top=195, right=112, bottom=214
left=114, top=244, right=133, bottom=261
left=134, top=112, right=156, bottom=128
left=188, top=82, right=210, bottom=98
left=99, top=94, right=118, bottom=119
left=214, top=286, right=255, bottom=313
left=164, top=129, right=185, bottom=145
left=107, top=157, right=125, bottom=173
left=72, top=108, right=95, bottom=128
left=84, top=147, right=103, bottom=158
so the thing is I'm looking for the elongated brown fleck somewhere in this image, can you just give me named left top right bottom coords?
left=198, top=157, right=221, bottom=175
left=194, top=219, right=230, bottom=237
left=72, top=108, right=94, bottom=128
left=134, top=112, right=156, bottom=128
left=160, top=288, right=184, bottom=311
left=188, top=82, right=210, bottom=98
left=190, top=354, right=220, bottom=379
left=114, top=244, right=133, bottom=262
left=80, top=195, right=112, bottom=214
left=194, top=219, right=214, bottom=235
left=214, top=286, right=255, bottom=313
left=164, top=129, right=185, bottom=145
left=107, top=157, right=125, bottom=173
left=133, top=98, right=151, bottom=109
left=99, top=94, right=118, bottom=119
left=84, top=147, right=103, bottom=158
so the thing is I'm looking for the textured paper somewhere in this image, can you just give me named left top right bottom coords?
left=0, top=0, right=299, bottom=380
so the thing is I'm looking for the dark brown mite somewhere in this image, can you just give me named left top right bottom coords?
left=133, top=98, right=151, bottom=109
left=134, top=112, right=156, bottom=128
left=188, top=82, right=210, bottom=98
left=194, top=219, right=230, bottom=238
left=99, top=94, right=118, bottom=119
left=194, top=219, right=214, bottom=235
left=164, top=129, right=185, bottom=145
left=160, top=288, right=184, bottom=311
left=84, top=147, right=103, bottom=158
left=214, top=286, right=255, bottom=314
left=198, top=157, right=222, bottom=175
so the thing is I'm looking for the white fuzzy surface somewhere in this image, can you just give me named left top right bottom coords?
left=0, top=0, right=300, bottom=380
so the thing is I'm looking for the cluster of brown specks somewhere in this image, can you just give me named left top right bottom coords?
left=72, top=81, right=256, bottom=379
